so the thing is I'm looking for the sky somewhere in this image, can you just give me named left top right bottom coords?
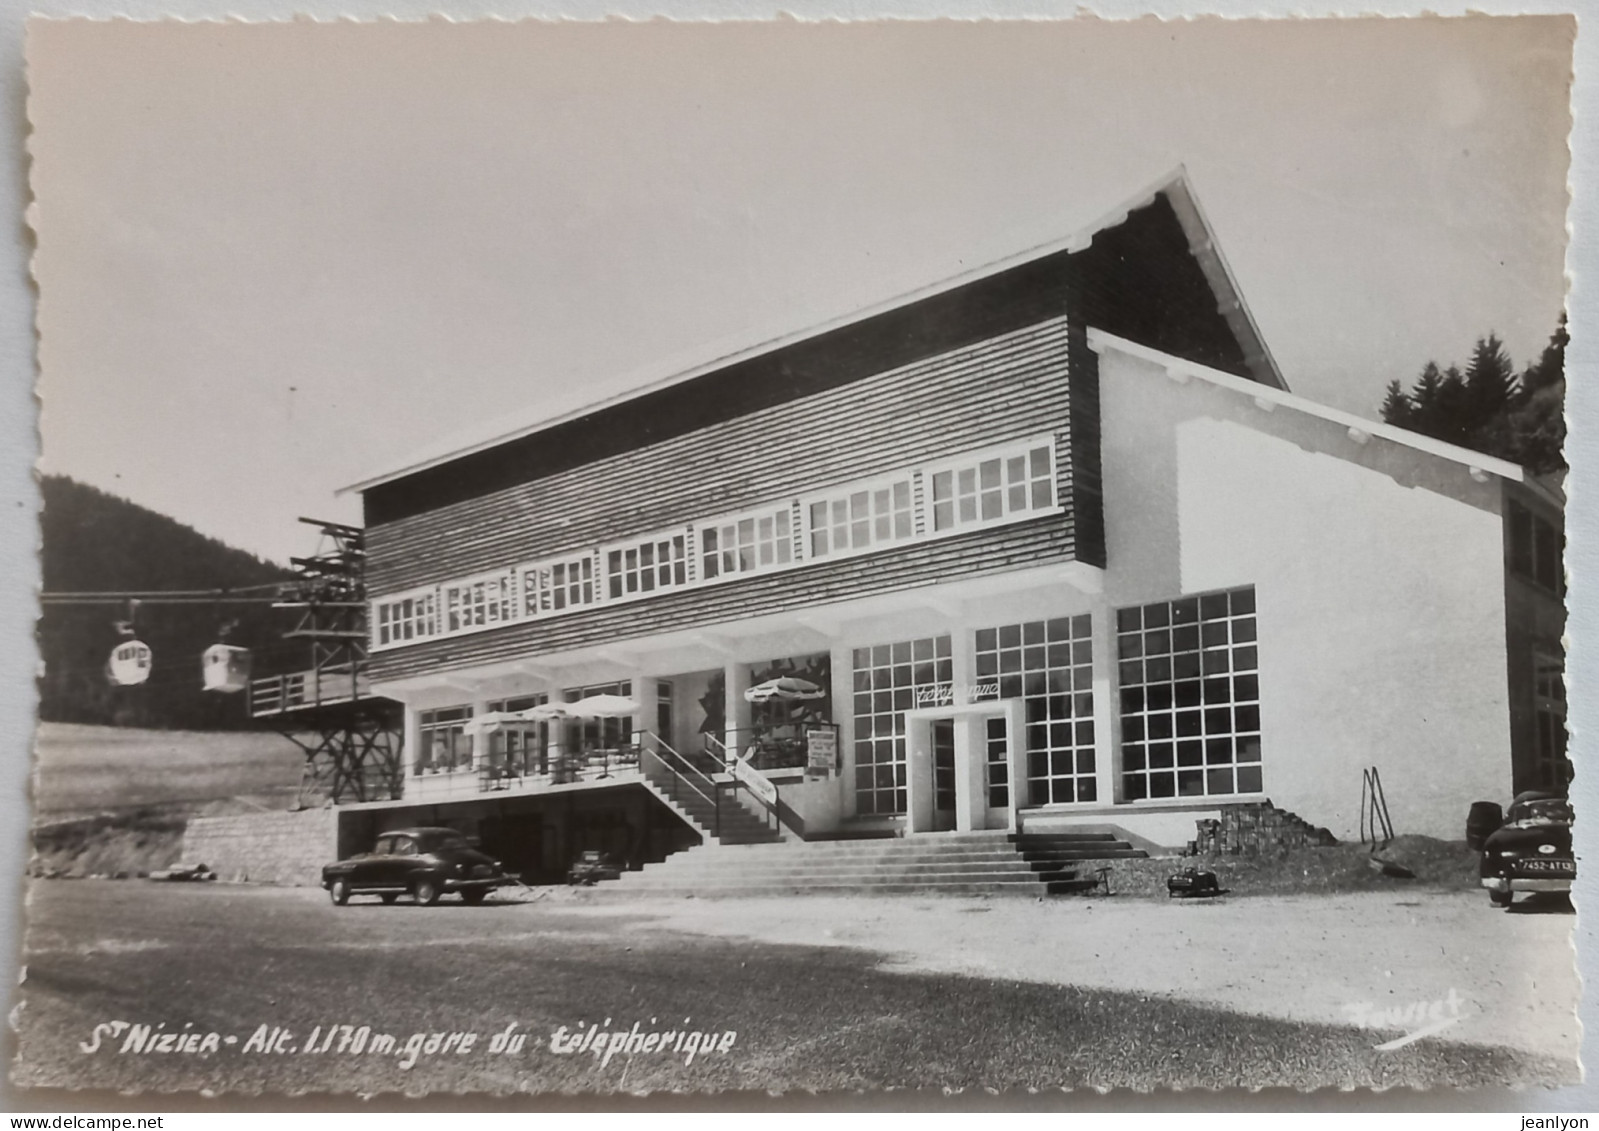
left=26, top=16, right=1574, bottom=565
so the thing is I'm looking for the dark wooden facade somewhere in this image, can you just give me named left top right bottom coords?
left=361, top=189, right=1270, bottom=683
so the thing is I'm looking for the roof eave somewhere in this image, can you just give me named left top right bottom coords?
left=1085, top=328, right=1531, bottom=487
left=342, top=168, right=1279, bottom=496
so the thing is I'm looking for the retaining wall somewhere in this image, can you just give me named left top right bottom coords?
left=180, top=808, right=338, bottom=886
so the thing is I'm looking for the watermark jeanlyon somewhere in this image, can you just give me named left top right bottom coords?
left=1522, top=1120, right=1588, bottom=1131
left=549, top=1017, right=737, bottom=1068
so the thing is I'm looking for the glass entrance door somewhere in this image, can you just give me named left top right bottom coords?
left=932, top=719, right=956, bottom=831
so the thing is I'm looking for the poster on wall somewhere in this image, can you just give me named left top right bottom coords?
left=805, top=725, right=839, bottom=775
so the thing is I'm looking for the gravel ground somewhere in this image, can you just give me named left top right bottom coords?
left=560, top=885, right=1580, bottom=1062
left=10, top=880, right=1579, bottom=1098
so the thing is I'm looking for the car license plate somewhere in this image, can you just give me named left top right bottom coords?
left=1520, top=859, right=1575, bottom=873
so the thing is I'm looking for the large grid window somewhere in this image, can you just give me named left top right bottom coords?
left=808, top=480, right=914, bottom=558
left=417, top=706, right=474, bottom=773
left=1533, top=651, right=1568, bottom=789
left=702, top=509, right=792, bottom=579
left=852, top=636, right=952, bottom=816
left=607, top=535, right=687, bottom=599
left=975, top=616, right=1096, bottom=804
left=1117, top=587, right=1260, bottom=801
left=522, top=556, right=595, bottom=616
left=930, top=443, right=1054, bottom=532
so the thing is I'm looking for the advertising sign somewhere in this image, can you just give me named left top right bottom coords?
left=730, top=755, right=778, bottom=807
left=805, top=726, right=839, bottom=774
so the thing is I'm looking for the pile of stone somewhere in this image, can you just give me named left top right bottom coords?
left=1190, top=801, right=1338, bottom=856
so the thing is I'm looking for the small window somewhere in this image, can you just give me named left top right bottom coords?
left=808, top=478, right=914, bottom=558
left=701, top=507, right=791, bottom=580
left=1508, top=499, right=1564, bottom=595
left=929, top=441, right=1055, bottom=533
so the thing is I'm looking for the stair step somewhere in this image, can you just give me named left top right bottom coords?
left=619, top=867, right=1076, bottom=885
left=601, top=881, right=1053, bottom=897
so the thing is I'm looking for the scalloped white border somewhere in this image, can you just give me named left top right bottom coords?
left=3, top=6, right=1591, bottom=1115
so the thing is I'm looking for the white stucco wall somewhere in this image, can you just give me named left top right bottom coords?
left=1098, top=347, right=1512, bottom=840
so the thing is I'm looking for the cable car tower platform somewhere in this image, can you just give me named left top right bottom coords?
left=248, top=518, right=404, bottom=805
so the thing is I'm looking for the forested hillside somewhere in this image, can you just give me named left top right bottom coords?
left=37, top=476, right=295, bottom=729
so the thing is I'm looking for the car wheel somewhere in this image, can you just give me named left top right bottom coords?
left=1489, top=889, right=1514, bottom=908
left=413, top=878, right=440, bottom=906
left=329, top=878, right=350, bottom=906
left=380, top=893, right=399, bottom=905
left=460, top=888, right=487, bottom=905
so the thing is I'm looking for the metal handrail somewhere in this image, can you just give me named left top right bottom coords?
left=718, top=726, right=810, bottom=771
left=638, top=731, right=722, bottom=837
left=714, top=736, right=809, bottom=839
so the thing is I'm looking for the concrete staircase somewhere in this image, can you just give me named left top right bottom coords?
left=639, top=762, right=785, bottom=847
left=604, top=829, right=1147, bottom=897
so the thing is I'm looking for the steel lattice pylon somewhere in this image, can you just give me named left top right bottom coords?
left=254, top=518, right=404, bottom=805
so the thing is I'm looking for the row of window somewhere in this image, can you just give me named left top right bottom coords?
left=373, top=436, right=1060, bottom=648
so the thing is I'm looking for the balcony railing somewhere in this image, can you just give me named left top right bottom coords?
left=249, top=666, right=370, bottom=717
left=397, top=744, right=645, bottom=799
left=720, top=723, right=840, bottom=774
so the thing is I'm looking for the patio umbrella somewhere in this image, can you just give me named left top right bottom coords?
left=744, top=676, right=827, bottom=704
left=566, top=693, right=642, bottom=719
left=464, top=711, right=516, bottom=737
left=520, top=702, right=574, bottom=722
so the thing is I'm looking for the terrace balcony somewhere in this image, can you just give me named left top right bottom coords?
left=249, top=665, right=371, bottom=717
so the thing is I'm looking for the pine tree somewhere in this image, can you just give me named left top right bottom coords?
left=1463, top=333, right=1517, bottom=438
left=1379, top=379, right=1413, bottom=427
left=1377, top=320, right=1567, bottom=476
left=1518, top=313, right=1567, bottom=403
left=1431, top=365, right=1469, bottom=445
left=1409, top=361, right=1445, bottom=434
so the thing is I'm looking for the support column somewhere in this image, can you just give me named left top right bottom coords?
left=946, top=623, right=986, bottom=827
left=401, top=704, right=421, bottom=780
left=724, top=661, right=752, bottom=759
left=630, top=674, right=656, bottom=744
left=831, top=643, right=857, bottom=818
left=469, top=693, right=491, bottom=772
left=1091, top=602, right=1118, bottom=805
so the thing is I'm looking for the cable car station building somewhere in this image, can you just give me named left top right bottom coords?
left=335, top=174, right=1566, bottom=884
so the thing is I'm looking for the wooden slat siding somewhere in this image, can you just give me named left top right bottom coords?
left=366, top=317, right=1072, bottom=595
left=363, top=189, right=1267, bottom=528
left=1064, top=306, right=1107, bottom=568
left=366, top=513, right=1077, bottom=684
left=1065, top=193, right=1256, bottom=380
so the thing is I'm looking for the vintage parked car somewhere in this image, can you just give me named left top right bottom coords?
left=322, top=827, right=511, bottom=906
left=566, top=849, right=623, bottom=886
left=1468, top=790, right=1575, bottom=908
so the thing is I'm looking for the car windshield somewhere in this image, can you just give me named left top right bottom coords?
left=1508, top=798, right=1572, bottom=825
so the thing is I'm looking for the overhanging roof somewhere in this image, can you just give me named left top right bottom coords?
left=342, top=168, right=1285, bottom=499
